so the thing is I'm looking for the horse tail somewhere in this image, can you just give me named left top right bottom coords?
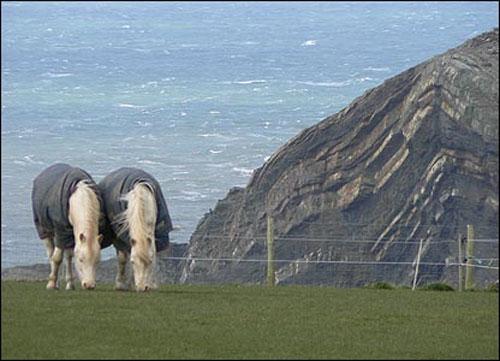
left=121, top=182, right=157, bottom=261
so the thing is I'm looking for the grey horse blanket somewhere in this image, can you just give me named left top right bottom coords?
left=98, top=167, right=173, bottom=252
left=31, top=163, right=106, bottom=249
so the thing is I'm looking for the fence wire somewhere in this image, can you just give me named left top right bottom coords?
left=3, top=232, right=498, bottom=288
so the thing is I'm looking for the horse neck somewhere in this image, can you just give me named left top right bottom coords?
left=126, top=183, right=157, bottom=259
left=69, top=181, right=100, bottom=241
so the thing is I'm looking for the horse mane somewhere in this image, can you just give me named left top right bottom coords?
left=69, top=180, right=101, bottom=249
left=115, top=182, right=157, bottom=264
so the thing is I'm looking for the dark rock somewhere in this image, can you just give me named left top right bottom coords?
left=179, top=28, right=499, bottom=288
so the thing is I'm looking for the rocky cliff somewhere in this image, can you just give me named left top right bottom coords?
left=179, top=29, right=499, bottom=287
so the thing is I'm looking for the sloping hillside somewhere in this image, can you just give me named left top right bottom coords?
left=180, top=29, right=499, bottom=287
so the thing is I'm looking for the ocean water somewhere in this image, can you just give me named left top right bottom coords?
left=2, top=1, right=498, bottom=268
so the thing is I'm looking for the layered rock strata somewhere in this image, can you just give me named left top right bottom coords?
left=179, top=29, right=499, bottom=287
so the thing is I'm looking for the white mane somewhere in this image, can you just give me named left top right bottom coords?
left=69, top=180, right=100, bottom=238
left=115, top=182, right=157, bottom=265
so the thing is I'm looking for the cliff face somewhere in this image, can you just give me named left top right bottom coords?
left=180, top=29, right=499, bottom=287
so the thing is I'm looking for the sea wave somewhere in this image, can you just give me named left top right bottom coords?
left=301, top=39, right=317, bottom=46
left=137, top=159, right=164, bottom=165
left=297, top=80, right=351, bottom=87
left=23, top=155, right=45, bottom=165
left=118, top=103, right=146, bottom=109
left=363, top=66, right=391, bottom=72
left=197, top=133, right=239, bottom=141
left=228, top=79, right=268, bottom=85
left=296, top=77, right=376, bottom=87
left=233, top=167, right=254, bottom=177
left=42, top=72, right=74, bottom=78
left=174, top=190, right=207, bottom=202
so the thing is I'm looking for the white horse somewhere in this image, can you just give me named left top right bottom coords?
left=98, top=167, right=172, bottom=292
left=32, top=163, right=103, bottom=290
left=66, top=181, right=103, bottom=289
left=114, top=182, right=158, bottom=292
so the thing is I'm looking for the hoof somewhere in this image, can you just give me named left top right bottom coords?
left=46, top=281, right=58, bottom=290
left=65, top=283, right=75, bottom=291
left=137, top=284, right=156, bottom=292
left=114, top=283, right=129, bottom=291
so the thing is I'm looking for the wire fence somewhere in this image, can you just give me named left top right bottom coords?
left=3, top=225, right=498, bottom=289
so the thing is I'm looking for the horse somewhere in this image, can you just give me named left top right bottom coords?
left=31, top=163, right=104, bottom=290
left=98, top=167, right=173, bottom=292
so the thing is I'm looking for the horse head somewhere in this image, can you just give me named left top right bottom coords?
left=130, top=235, right=157, bottom=292
left=74, top=232, right=102, bottom=289
left=69, top=181, right=103, bottom=290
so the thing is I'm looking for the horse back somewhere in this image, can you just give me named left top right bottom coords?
left=31, top=163, right=100, bottom=247
left=98, top=167, right=173, bottom=252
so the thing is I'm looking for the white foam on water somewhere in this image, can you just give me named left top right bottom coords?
left=356, top=77, right=376, bottom=83
left=233, top=167, right=254, bottom=177
left=42, top=72, right=74, bottom=78
left=296, top=80, right=351, bottom=87
left=265, top=99, right=284, bottom=105
left=209, top=149, right=223, bottom=154
left=206, top=162, right=234, bottom=169
left=23, top=155, right=45, bottom=165
left=232, top=79, right=267, bottom=85
left=197, top=133, right=238, bottom=141
left=137, top=159, right=163, bottom=165
left=285, top=88, right=309, bottom=93
left=118, top=103, right=146, bottom=109
left=175, top=190, right=207, bottom=201
left=301, top=39, right=317, bottom=46
left=363, top=66, right=391, bottom=72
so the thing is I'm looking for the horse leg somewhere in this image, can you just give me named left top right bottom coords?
left=64, top=248, right=75, bottom=290
left=43, top=237, right=54, bottom=259
left=43, top=238, right=57, bottom=289
left=47, top=246, right=63, bottom=290
left=115, top=249, right=130, bottom=291
left=148, top=256, right=158, bottom=290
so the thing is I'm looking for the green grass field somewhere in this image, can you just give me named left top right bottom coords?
left=1, top=281, right=498, bottom=359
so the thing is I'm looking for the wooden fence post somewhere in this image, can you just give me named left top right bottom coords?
left=458, top=233, right=463, bottom=292
left=412, top=238, right=424, bottom=291
left=267, top=215, right=275, bottom=287
left=465, top=224, right=474, bottom=291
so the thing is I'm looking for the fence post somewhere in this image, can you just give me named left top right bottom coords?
left=267, top=215, right=275, bottom=287
left=412, top=238, right=424, bottom=291
left=465, top=224, right=474, bottom=291
left=458, top=233, right=463, bottom=292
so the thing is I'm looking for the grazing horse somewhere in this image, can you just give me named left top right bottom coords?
left=31, top=163, right=105, bottom=290
left=98, top=167, right=173, bottom=292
